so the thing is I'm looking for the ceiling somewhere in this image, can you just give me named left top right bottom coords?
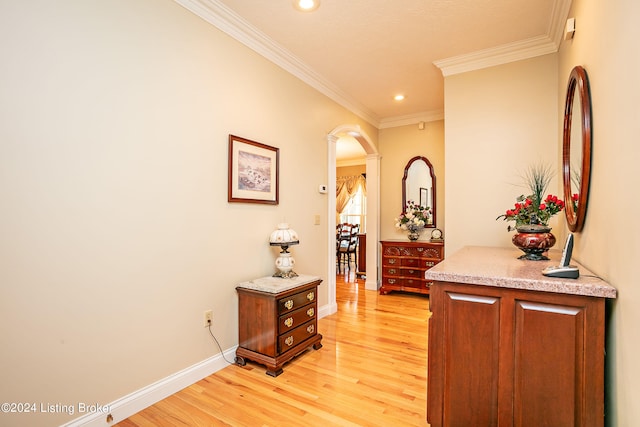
left=177, top=0, right=571, bottom=160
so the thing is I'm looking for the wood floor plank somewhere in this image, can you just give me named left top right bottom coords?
left=116, top=271, right=431, bottom=426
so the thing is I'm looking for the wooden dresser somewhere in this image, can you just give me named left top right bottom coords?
left=425, top=246, right=617, bottom=427
left=235, top=275, right=323, bottom=377
left=379, top=240, right=444, bottom=295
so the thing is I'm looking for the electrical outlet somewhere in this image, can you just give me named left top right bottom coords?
left=203, top=310, right=213, bottom=327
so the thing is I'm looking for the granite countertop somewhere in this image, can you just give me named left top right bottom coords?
left=237, top=274, right=321, bottom=293
left=425, top=246, right=617, bottom=299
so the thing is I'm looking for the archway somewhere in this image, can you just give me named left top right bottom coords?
left=324, top=125, right=380, bottom=316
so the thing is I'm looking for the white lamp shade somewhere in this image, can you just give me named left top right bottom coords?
left=269, top=223, right=299, bottom=245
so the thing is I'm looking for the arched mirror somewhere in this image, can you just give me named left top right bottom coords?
left=402, top=156, right=436, bottom=227
left=562, top=66, right=592, bottom=232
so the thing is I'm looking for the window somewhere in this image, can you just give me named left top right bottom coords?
left=340, top=186, right=366, bottom=231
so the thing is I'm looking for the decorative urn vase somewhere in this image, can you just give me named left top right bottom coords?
left=408, top=230, right=420, bottom=241
left=512, top=225, right=556, bottom=260
left=407, top=225, right=421, bottom=241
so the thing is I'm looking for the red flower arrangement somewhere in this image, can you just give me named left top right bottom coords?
left=496, top=164, right=565, bottom=231
left=497, top=194, right=565, bottom=231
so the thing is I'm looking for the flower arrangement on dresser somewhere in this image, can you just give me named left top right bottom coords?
left=495, top=163, right=565, bottom=260
left=395, top=201, right=431, bottom=240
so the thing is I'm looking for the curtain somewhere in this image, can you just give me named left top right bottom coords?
left=336, top=175, right=366, bottom=215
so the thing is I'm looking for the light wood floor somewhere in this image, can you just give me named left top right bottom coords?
left=116, top=271, right=431, bottom=426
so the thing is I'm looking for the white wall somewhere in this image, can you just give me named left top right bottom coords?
left=0, top=1, right=376, bottom=426
left=558, top=0, right=640, bottom=425
left=443, top=54, right=560, bottom=255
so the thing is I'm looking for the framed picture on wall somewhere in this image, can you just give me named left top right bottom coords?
left=228, top=134, right=279, bottom=204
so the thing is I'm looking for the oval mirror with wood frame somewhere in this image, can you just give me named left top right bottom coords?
left=402, top=156, right=436, bottom=228
left=562, top=65, right=592, bottom=232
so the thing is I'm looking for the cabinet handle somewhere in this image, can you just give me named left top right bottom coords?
left=306, top=291, right=315, bottom=301
left=408, top=269, right=415, bottom=274
left=417, top=247, right=424, bottom=252
left=285, top=336, right=294, bottom=347
left=284, top=317, right=294, bottom=328
left=284, top=300, right=294, bottom=310
left=307, top=324, right=315, bottom=334
left=425, top=261, right=435, bottom=267
left=389, top=269, right=396, bottom=274
left=307, top=308, right=314, bottom=317
left=389, top=259, right=397, bottom=264
left=388, top=279, right=396, bottom=284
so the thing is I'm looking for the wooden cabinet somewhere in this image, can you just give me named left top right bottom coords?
left=379, top=240, right=443, bottom=295
left=426, top=246, right=617, bottom=427
left=235, top=275, right=323, bottom=377
left=357, top=233, right=366, bottom=276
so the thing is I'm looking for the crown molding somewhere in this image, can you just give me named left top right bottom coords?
left=547, top=0, right=573, bottom=47
left=434, top=0, right=571, bottom=77
left=434, top=35, right=558, bottom=77
left=379, top=110, right=445, bottom=129
left=176, top=0, right=572, bottom=127
left=174, top=0, right=380, bottom=127
left=336, top=158, right=366, bottom=167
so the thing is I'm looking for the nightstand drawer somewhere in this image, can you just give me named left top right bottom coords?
left=278, top=305, right=317, bottom=334
left=278, top=319, right=317, bottom=352
left=278, top=289, right=316, bottom=314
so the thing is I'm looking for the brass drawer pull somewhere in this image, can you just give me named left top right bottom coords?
left=284, top=317, right=294, bottom=328
left=388, top=278, right=396, bottom=284
left=389, top=268, right=396, bottom=274
left=408, top=269, right=415, bottom=274
left=285, top=336, right=294, bottom=347
left=425, top=261, right=435, bottom=267
left=307, top=291, right=315, bottom=301
left=417, top=247, right=424, bottom=252
left=284, top=300, right=294, bottom=310
left=389, top=259, right=397, bottom=264
left=307, top=308, right=314, bottom=317
left=307, top=325, right=315, bottom=334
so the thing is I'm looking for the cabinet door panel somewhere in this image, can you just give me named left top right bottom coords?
left=513, top=300, right=584, bottom=427
left=443, top=292, right=501, bottom=426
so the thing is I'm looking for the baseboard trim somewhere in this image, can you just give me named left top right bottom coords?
left=63, top=301, right=334, bottom=426
left=318, top=301, right=336, bottom=319
left=61, top=346, right=238, bottom=426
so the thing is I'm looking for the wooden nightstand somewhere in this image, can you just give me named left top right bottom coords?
left=235, top=275, right=323, bottom=376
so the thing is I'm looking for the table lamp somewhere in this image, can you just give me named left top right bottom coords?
left=269, top=223, right=299, bottom=278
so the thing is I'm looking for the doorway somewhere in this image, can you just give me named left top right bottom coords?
left=325, top=125, right=380, bottom=317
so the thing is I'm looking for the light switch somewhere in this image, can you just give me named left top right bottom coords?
left=314, top=215, right=321, bottom=225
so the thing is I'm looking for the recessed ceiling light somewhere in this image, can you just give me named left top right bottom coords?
left=293, top=0, right=320, bottom=12
left=394, top=94, right=405, bottom=101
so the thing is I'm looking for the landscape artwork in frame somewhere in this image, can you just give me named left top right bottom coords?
left=228, top=135, right=279, bottom=204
